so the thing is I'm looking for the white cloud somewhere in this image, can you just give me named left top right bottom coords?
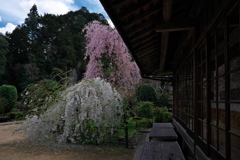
left=0, top=0, right=111, bottom=33
left=19, top=0, right=76, bottom=15
left=0, top=0, right=77, bottom=28
left=0, top=23, right=17, bottom=34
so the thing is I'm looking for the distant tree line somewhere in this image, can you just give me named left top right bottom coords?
left=0, top=4, right=108, bottom=93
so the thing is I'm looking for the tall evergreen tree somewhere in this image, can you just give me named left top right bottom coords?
left=0, top=34, right=8, bottom=80
left=7, top=26, right=30, bottom=64
left=24, top=4, right=40, bottom=41
left=5, top=26, right=36, bottom=91
left=3, top=6, right=109, bottom=92
left=24, top=4, right=41, bottom=64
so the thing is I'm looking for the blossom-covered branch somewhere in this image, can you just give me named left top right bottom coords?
left=83, top=21, right=141, bottom=94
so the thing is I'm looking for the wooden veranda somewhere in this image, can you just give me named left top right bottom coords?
left=100, top=0, right=240, bottom=160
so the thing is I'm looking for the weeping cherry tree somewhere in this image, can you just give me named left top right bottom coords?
left=83, top=21, right=141, bottom=94
left=17, top=78, right=124, bottom=144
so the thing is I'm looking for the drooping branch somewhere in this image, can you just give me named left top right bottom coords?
left=83, top=21, right=141, bottom=94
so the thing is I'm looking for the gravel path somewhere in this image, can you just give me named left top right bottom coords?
left=0, top=124, right=134, bottom=160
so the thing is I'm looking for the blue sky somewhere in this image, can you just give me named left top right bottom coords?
left=0, top=0, right=113, bottom=34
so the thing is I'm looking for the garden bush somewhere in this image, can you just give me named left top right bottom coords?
left=134, top=101, right=154, bottom=119
left=0, top=85, right=18, bottom=114
left=154, top=107, right=173, bottom=123
left=136, top=83, right=157, bottom=103
left=20, top=79, right=62, bottom=116
left=158, top=93, right=172, bottom=108
left=0, top=97, right=7, bottom=115
left=122, top=92, right=137, bottom=117
left=20, top=68, right=72, bottom=116
left=7, top=108, right=23, bottom=120
left=17, top=78, right=124, bottom=144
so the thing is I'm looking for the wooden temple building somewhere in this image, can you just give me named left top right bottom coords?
left=100, top=0, right=240, bottom=159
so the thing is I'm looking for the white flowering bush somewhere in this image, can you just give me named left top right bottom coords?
left=17, top=78, right=124, bottom=144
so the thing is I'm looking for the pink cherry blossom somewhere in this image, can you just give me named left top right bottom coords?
left=83, top=21, right=141, bottom=94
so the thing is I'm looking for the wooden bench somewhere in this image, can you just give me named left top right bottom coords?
left=152, top=122, right=174, bottom=128
left=149, top=123, right=177, bottom=141
left=149, top=128, right=178, bottom=141
left=140, top=142, right=185, bottom=160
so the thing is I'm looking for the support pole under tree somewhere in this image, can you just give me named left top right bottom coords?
left=124, top=120, right=128, bottom=148
left=123, top=113, right=128, bottom=148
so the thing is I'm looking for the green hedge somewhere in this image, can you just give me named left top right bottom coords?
left=158, top=93, right=172, bottom=108
left=0, top=85, right=18, bottom=114
left=136, top=84, right=157, bottom=103
left=154, top=107, right=173, bottom=123
left=135, top=101, right=154, bottom=119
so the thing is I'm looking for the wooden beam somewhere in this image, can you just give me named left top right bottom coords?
left=172, top=0, right=204, bottom=64
left=133, top=40, right=159, bottom=51
left=140, top=59, right=159, bottom=68
left=159, top=0, right=172, bottom=72
left=143, top=75, right=173, bottom=81
left=159, top=32, right=169, bottom=72
left=124, top=7, right=160, bottom=29
left=131, top=29, right=154, bottom=42
left=132, top=31, right=158, bottom=48
left=188, top=0, right=205, bottom=19
left=135, top=44, right=160, bottom=56
left=156, top=22, right=195, bottom=32
left=140, top=54, right=159, bottom=62
left=162, top=0, right=173, bottom=23
left=132, top=34, right=158, bottom=46
left=136, top=39, right=159, bottom=52
left=138, top=47, right=160, bottom=58
left=112, top=0, right=128, bottom=7
left=120, top=0, right=156, bottom=19
left=127, top=20, right=153, bottom=37
left=152, top=69, right=173, bottom=76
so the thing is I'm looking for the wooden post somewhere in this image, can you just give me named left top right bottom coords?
left=124, top=119, right=128, bottom=148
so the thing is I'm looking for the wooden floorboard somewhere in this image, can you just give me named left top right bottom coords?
left=140, top=142, right=185, bottom=160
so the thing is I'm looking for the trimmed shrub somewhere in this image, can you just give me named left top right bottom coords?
left=136, top=83, right=157, bottom=103
left=135, top=101, right=154, bottom=119
left=0, top=97, right=8, bottom=115
left=158, top=93, right=172, bottom=108
left=0, top=85, right=18, bottom=114
left=154, top=107, right=173, bottom=123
